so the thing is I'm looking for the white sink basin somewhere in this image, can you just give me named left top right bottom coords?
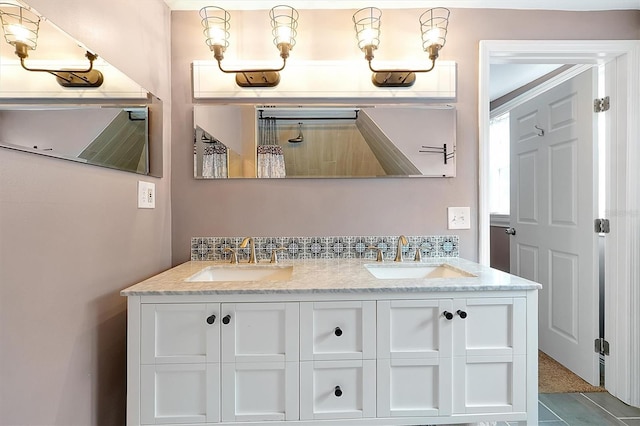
left=364, top=263, right=476, bottom=280
left=186, top=265, right=293, bottom=282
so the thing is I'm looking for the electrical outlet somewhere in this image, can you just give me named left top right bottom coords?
left=138, top=181, right=155, bottom=209
left=448, top=206, right=470, bottom=230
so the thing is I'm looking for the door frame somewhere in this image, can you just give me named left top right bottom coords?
left=478, top=40, right=640, bottom=407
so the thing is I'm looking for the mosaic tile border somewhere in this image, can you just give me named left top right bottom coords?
left=191, top=235, right=459, bottom=262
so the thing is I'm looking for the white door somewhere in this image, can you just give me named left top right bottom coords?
left=509, top=68, right=599, bottom=385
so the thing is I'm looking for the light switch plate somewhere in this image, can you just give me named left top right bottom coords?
left=448, top=207, right=470, bottom=229
left=138, top=181, right=155, bottom=209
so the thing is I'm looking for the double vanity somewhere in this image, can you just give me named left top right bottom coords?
left=122, top=255, right=541, bottom=426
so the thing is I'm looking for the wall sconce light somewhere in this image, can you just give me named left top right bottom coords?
left=0, top=3, right=103, bottom=88
left=353, top=7, right=450, bottom=88
left=200, top=5, right=298, bottom=88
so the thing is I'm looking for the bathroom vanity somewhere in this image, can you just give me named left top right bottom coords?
left=121, top=258, right=540, bottom=425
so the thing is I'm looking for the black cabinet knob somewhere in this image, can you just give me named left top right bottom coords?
left=334, top=327, right=343, bottom=337
left=456, top=310, right=468, bottom=319
left=206, top=314, right=216, bottom=324
left=334, top=386, right=342, bottom=397
left=222, top=315, right=231, bottom=325
left=443, top=311, right=454, bottom=320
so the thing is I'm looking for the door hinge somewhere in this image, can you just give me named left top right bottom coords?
left=594, top=96, right=610, bottom=113
left=595, top=338, right=610, bottom=356
left=594, top=218, right=610, bottom=234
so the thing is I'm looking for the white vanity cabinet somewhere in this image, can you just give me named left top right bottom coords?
left=124, top=258, right=540, bottom=426
left=137, top=301, right=299, bottom=424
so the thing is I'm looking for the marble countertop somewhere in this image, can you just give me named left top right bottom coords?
left=121, top=257, right=541, bottom=296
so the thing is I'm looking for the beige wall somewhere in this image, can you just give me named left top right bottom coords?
left=0, top=0, right=171, bottom=425
left=170, top=8, right=640, bottom=265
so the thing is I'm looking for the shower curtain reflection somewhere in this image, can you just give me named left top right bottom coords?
left=257, top=117, right=286, bottom=178
left=195, top=126, right=229, bottom=178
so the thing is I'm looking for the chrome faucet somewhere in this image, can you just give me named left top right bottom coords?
left=395, top=235, right=408, bottom=262
left=240, top=237, right=257, bottom=263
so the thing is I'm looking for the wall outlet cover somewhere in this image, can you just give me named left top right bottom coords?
left=448, top=206, right=470, bottom=230
left=138, top=181, right=155, bottom=209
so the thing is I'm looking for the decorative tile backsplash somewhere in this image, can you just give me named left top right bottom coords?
left=191, top=235, right=459, bottom=262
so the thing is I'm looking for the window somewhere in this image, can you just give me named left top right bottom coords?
left=489, top=112, right=510, bottom=215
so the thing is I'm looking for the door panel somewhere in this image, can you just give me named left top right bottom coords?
left=510, top=67, right=599, bottom=385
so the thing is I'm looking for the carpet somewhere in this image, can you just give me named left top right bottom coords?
left=538, top=350, right=606, bottom=393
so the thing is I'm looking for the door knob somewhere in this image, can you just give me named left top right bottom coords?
left=222, top=315, right=231, bottom=324
left=206, top=314, right=216, bottom=324
left=456, top=310, right=468, bottom=319
left=443, top=311, right=454, bottom=320
left=505, top=227, right=516, bottom=235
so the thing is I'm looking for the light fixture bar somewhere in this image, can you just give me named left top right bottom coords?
left=0, top=3, right=103, bottom=88
left=200, top=5, right=298, bottom=88
left=353, top=7, right=450, bottom=88
left=16, top=45, right=104, bottom=87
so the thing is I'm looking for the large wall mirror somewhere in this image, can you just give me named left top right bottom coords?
left=0, top=104, right=151, bottom=174
left=0, top=2, right=162, bottom=176
left=193, top=104, right=456, bottom=179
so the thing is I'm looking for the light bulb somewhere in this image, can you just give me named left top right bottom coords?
left=275, top=25, right=292, bottom=45
left=7, top=23, right=29, bottom=42
left=205, top=26, right=226, bottom=47
left=359, top=28, right=377, bottom=46
left=425, top=27, right=443, bottom=46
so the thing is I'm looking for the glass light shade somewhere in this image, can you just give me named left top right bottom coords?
left=352, top=7, right=381, bottom=50
left=270, top=5, right=298, bottom=49
left=420, top=7, right=450, bottom=50
left=0, top=3, right=39, bottom=50
left=200, top=6, right=230, bottom=50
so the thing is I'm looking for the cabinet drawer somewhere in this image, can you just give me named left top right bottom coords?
left=300, top=360, right=376, bottom=420
left=300, top=301, right=376, bottom=360
left=141, top=303, right=220, bottom=364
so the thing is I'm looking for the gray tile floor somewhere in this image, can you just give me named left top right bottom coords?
left=499, top=392, right=640, bottom=425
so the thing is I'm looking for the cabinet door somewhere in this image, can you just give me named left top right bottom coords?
left=141, top=363, right=219, bottom=424
left=377, top=299, right=453, bottom=359
left=221, top=361, right=299, bottom=422
left=300, top=301, right=376, bottom=361
left=221, top=302, right=299, bottom=363
left=376, top=299, right=453, bottom=417
left=452, top=297, right=527, bottom=414
left=141, top=303, right=220, bottom=364
left=300, top=360, right=376, bottom=420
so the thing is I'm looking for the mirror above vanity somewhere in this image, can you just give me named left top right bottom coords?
left=193, top=104, right=456, bottom=179
left=0, top=1, right=163, bottom=176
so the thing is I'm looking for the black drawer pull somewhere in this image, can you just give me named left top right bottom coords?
left=222, top=315, right=231, bottom=325
left=456, top=310, right=468, bottom=319
left=334, top=386, right=342, bottom=397
left=206, top=314, right=216, bottom=324
left=443, top=311, right=454, bottom=320
left=334, top=327, right=343, bottom=337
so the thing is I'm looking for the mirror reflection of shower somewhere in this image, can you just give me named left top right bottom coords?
left=193, top=104, right=457, bottom=178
